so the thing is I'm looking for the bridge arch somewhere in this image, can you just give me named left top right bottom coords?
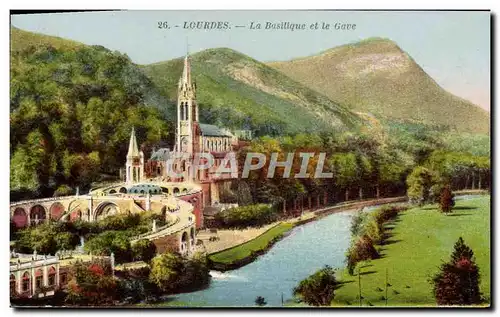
left=94, top=201, right=119, bottom=221
left=12, top=207, right=28, bottom=228
left=119, top=187, right=127, bottom=194
left=70, top=209, right=82, bottom=222
left=30, top=205, right=47, bottom=225
left=49, top=202, right=65, bottom=221
left=173, top=187, right=180, bottom=195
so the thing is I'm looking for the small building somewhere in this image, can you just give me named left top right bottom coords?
left=9, top=252, right=62, bottom=298
left=10, top=251, right=114, bottom=299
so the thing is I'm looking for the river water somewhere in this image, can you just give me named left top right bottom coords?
left=170, top=209, right=356, bottom=307
left=166, top=195, right=482, bottom=307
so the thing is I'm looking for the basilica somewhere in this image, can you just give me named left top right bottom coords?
left=141, top=53, right=247, bottom=184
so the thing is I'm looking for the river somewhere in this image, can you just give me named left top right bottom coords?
left=165, top=195, right=481, bottom=307
left=169, top=209, right=357, bottom=307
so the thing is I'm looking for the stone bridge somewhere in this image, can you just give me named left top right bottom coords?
left=10, top=181, right=205, bottom=256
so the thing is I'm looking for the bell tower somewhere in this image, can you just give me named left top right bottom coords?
left=176, top=53, right=199, bottom=154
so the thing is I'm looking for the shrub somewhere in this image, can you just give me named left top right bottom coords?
left=149, top=252, right=210, bottom=294
left=439, top=185, right=455, bottom=214
left=53, top=184, right=73, bottom=197
left=346, top=235, right=379, bottom=275
left=131, top=239, right=157, bottom=263
left=362, top=218, right=383, bottom=245
left=293, top=265, right=339, bottom=306
left=373, top=205, right=405, bottom=225
left=215, top=204, right=277, bottom=228
left=65, top=260, right=119, bottom=306
left=350, top=210, right=367, bottom=236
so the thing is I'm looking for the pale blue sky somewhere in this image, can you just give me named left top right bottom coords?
left=11, top=10, right=490, bottom=110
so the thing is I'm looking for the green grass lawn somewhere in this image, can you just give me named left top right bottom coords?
left=208, top=222, right=294, bottom=264
left=333, top=196, right=491, bottom=307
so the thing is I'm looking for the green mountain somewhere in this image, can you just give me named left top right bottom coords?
left=11, top=26, right=84, bottom=52
left=141, top=48, right=362, bottom=136
left=269, top=37, right=490, bottom=135
left=10, top=27, right=171, bottom=196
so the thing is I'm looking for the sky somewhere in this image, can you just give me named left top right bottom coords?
left=11, top=10, right=491, bottom=111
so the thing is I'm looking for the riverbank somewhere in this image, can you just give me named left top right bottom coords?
left=208, top=222, right=294, bottom=271
left=332, top=195, right=490, bottom=307
left=207, top=196, right=407, bottom=271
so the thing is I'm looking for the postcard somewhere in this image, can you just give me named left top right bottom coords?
left=9, top=9, right=491, bottom=308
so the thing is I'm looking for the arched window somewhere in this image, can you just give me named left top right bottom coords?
left=35, top=269, right=43, bottom=290
left=185, top=103, right=189, bottom=120
left=48, top=267, right=56, bottom=286
left=22, top=272, right=30, bottom=293
left=10, top=274, right=16, bottom=294
left=180, top=102, right=184, bottom=120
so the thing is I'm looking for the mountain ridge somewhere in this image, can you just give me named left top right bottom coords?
left=10, top=27, right=488, bottom=135
left=268, top=37, right=489, bottom=134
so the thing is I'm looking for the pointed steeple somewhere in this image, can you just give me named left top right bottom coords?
left=127, top=127, right=139, bottom=157
left=181, top=54, right=191, bottom=86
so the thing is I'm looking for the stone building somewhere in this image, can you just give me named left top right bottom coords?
left=10, top=252, right=61, bottom=298
left=10, top=251, right=114, bottom=299
left=144, top=53, right=240, bottom=186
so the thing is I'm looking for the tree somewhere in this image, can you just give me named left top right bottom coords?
left=131, top=239, right=157, bottom=263
left=255, top=296, right=267, bottom=306
left=431, top=238, right=481, bottom=305
left=330, top=153, right=358, bottom=201
left=84, top=231, right=132, bottom=263
left=450, top=237, right=474, bottom=263
left=406, top=166, right=434, bottom=205
left=439, top=185, right=455, bottom=214
left=149, top=253, right=184, bottom=293
left=55, top=232, right=78, bottom=251
left=293, top=265, right=339, bottom=306
left=66, top=260, right=118, bottom=306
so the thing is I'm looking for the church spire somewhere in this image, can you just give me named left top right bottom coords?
left=181, top=53, right=191, bottom=86
left=127, top=127, right=139, bottom=157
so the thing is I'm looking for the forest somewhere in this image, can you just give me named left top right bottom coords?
left=10, top=44, right=170, bottom=199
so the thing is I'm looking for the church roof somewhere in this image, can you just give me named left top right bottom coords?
left=127, top=127, right=140, bottom=157
left=150, top=148, right=171, bottom=161
left=199, top=123, right=233, bottom=137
